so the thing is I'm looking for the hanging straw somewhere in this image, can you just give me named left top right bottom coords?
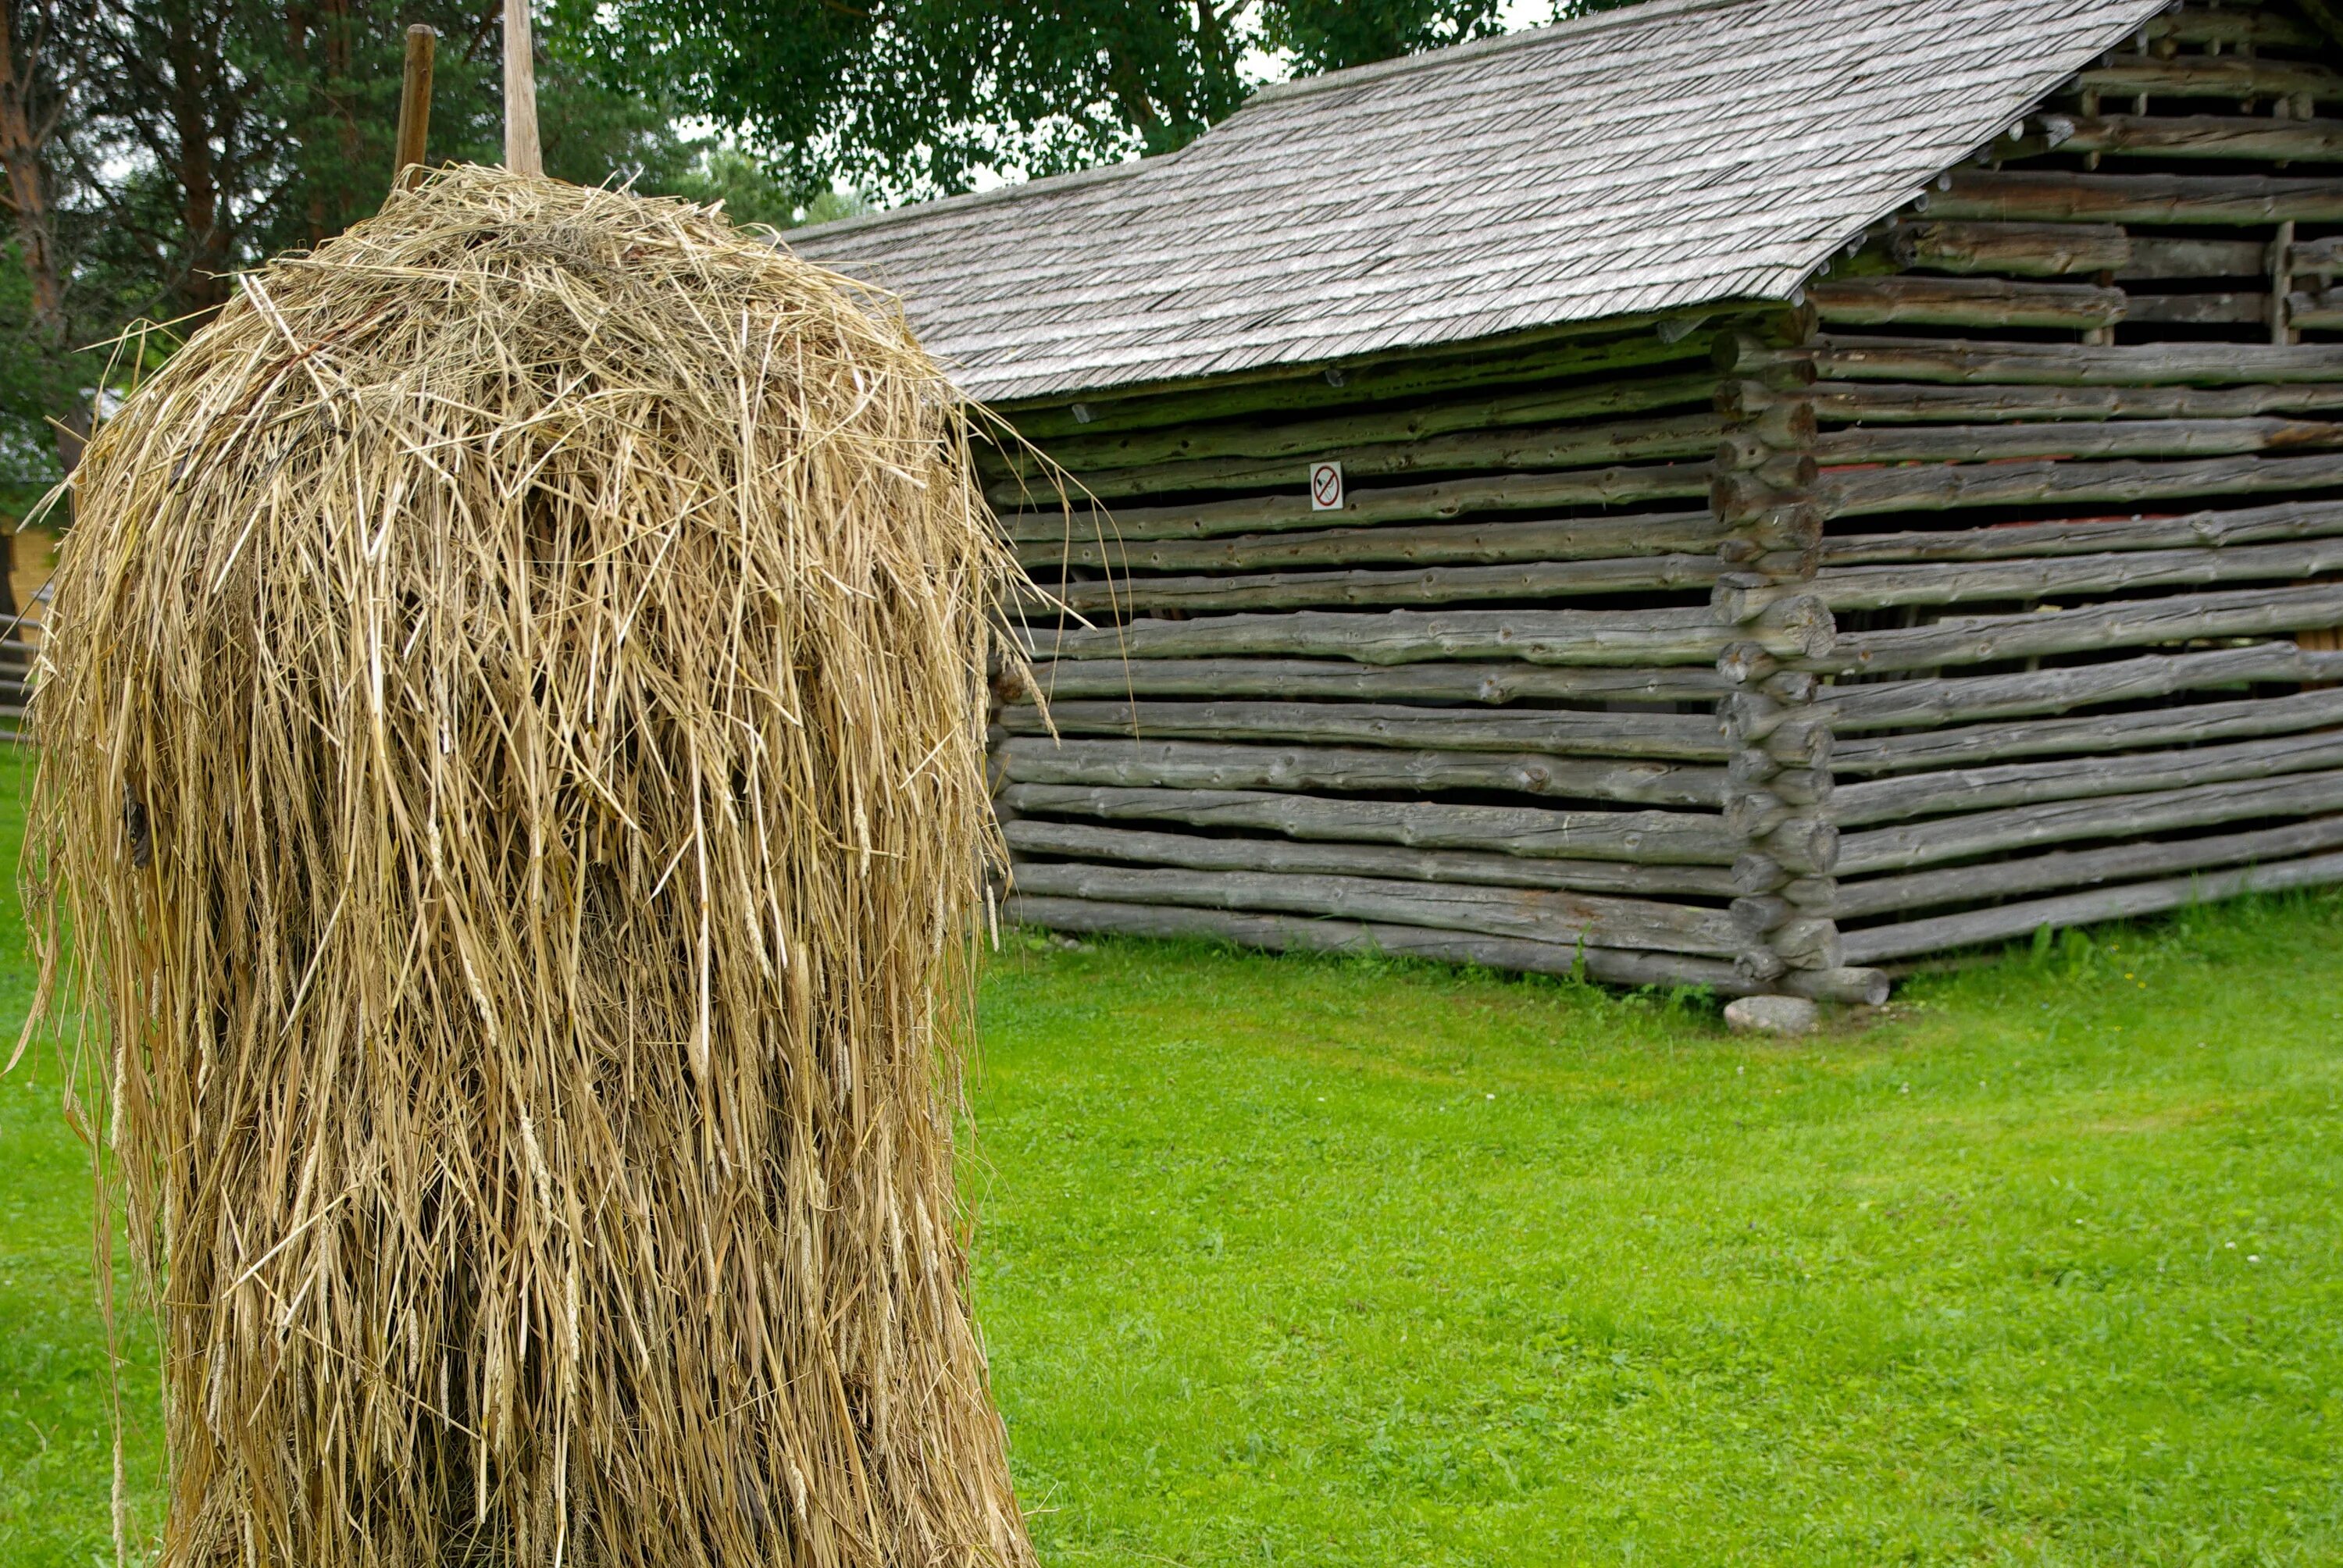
left=27, top=166, right=1037, bottom=1568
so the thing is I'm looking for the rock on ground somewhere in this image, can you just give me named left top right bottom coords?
left=1724, top=995, right=1820, bottom=1036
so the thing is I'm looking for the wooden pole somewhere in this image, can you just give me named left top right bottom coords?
left=504, top=0, right=543, bottom=176
left=390, top=26, right=436, bottom=192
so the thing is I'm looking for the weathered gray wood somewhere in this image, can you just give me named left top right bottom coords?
left=1792, top=380, right=2343, bottom=426
left=1007, top=326, right=1717, bottom=440
left=1820, top=451, right=2343, bottom=519
left=1034, top=554, right=1725, bottom=615
left=1801, top=581, right=2343, bottom=676
left=1008, top=657, right=1732, bottom=705
left=1769, top=917, right=1843, bottom=971
left=1831, top=814, right=2343, bottom=921
left=1001, top=818, right=1750, bottom=898
left=1813, top=417, right=2343, bottom=465
left=1834, top=768, right=2343, bottom=876
left=1920, top=170, right=2343, bottom=226
left=1785, top=537, right=2343, bottom=615
left=1887, top=221, right=2129, bottom=277
left=1817, top=642, right=2343, bottom=732
left=994, top=736, right=1731, bottom=808
left=1783, top=968, right=1893, bottom=1004
left=2142, top=11, right=2320, bottom=48
left=1008, top=861, right=1752, bottom=957
left=1001, top=372, right=1721, bottom=479
left=1746, top=335, right=2343, bottom=387
left=2117, top=236, right=2273, bottom=281
left=998, top=782, right=1744, bottom=864
left=2042, top=112, right=2343, bottom=162
left=1004, top=893, right=1761, bottom=993
left=1834, top=686, right=2343, bottom=775
left=1004, top=462, right=1714, bottom=544
left=2124, top=292, right=2272, bottom=327
left=1003, top=413, right=1725, bottom=503
left=1824, top=498, right=2343, bottom=565
left=1840, top=849, right=2343, bottom=966
left=1757, top=815, right=1838, bottom=877
left=997, top=698, right=1736, bottom=761
left=1022, top=603, right=1834, bottom=668
left=2293, top=235, right=2343, bottom=276
left=1808, top=276, right=2125, bottom=329
left=1013, top=510, right=1731, bottom=574
left=1834, top=729, right=2343, bottom=828
left=2070, top=55, right=2343, bottom=100
left=2288, top=289, right=2343, bottom=330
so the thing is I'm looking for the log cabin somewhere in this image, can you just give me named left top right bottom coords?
left=793, top=0, right=2343, bottom=1004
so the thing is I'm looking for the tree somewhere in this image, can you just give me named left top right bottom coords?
left=0, top=0, right=732, bottom=502
left=1, top=0, right=102, bottom=477
left=558, top=0, right=1556, bottom=201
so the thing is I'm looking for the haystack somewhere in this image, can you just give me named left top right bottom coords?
left=27, top=165, right=1036, bottom=1568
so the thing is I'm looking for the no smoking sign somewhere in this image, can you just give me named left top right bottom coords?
left=1309, top=460, right=1345, bottom=512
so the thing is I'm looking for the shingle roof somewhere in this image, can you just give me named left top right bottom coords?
left=788, top=0, right=2168, bottom=404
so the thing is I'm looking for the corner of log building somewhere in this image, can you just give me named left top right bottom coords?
left=933, top=0, right=2343, bottom=1002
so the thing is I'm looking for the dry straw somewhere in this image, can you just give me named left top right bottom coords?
left=27, top=165, right=1037, bottom=1567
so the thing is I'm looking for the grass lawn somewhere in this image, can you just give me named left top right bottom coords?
left=2, top=738, right=2337, bottom=1563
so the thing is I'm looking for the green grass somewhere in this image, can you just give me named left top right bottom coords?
left=2, top=743, right=2338, bottom=1563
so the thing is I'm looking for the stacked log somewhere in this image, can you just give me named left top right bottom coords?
left=1710, top=307, right=1848, bottom=986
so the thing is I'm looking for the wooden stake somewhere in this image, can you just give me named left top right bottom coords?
left=504, top=0, right=543, bottom=176
left=391, top=26, right=436, bottom=192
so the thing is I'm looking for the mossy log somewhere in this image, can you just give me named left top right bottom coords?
left=1819, top=451, right=2343, bottom=519
left=1814, top=417, right=2343, bottom=465
left=996, top=698, right=1739, bottom=761
left=1032, top=554, right=1725, bottom=615
left=1000, top=413, right=1724, bottom=503
left=1739, top=538, right=2343, bottom=617
left=1788, top=380, right=2343, bottom=426
left=1922, top=170, right=2343, bottom=225
left=1833, top=729, right=2343, bottom=828
left=998, top=782, right=1746, bottom=864
left=1832, top=686, right=2343, bottom=775
left=993, top=736, right=1731, bottom=808
left=1815, top=642, right=2343, bottom=732
left=1807, top=276, right=2126, bottom=329
left=1886, top=221, right=2130, bottom=276
left=1823, top=498, right=2343, bottom=564
left=995, top=372, right=1719, bottom=478
left=2069, top=55, right=2343, bottom=101
left=1726, top=333, right=2343, bottom=386
left=1013, top=510, right=1730, bottom=574
left=1022, top=602, right=1834, bottom=668
left=1000, top=818, right=1749, bottom=898
left=1834, top=768, right=2343, bottom=876
left=1007, top=861, right=1753, bottom=957
left=1003, top=463, right=1714, bottom=544
left=1840, top=849, right=2343, bottom=966
left=1802, top=581, right=2343, bottom=676
left=1831, top=814, right=2343, bottom=921
left=1007, top=657, right=1735, bottom=705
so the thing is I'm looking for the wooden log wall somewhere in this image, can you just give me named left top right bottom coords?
left=988, top=0, right=2343, bottom=994
left=987, top=314, right=1881, bottom=1001
left=1725, top=0, right=2343, bottom=970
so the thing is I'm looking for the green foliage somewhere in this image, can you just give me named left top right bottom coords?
left=558, top=0, right=1560, bottom=198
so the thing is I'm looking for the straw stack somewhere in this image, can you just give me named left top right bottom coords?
left=27, top=166, right=1036, bottom=1568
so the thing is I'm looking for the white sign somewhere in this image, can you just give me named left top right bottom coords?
left=1309, top=460, right=1345, bottom=512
